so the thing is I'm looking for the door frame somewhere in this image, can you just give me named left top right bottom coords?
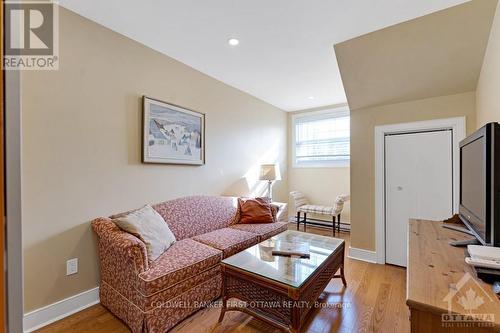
left=374, top=117, right=466, bottom=264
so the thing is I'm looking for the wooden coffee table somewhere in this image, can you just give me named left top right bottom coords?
left=218, top=230, right=346, bottom=333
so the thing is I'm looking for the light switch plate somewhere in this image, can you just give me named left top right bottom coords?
left=66, top=258, right=78, bottom=276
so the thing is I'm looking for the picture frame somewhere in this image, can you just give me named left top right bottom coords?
left=142, top=96, right=205, bottom=165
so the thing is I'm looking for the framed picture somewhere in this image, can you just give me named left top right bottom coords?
left=142, top=96, right=205, bottom=165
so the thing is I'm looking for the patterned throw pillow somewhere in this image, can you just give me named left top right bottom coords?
left=237, top=197, right=275, bottom=224
left=113, top=205, right=176, bottom=261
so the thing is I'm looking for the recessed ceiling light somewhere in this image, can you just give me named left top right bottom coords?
left=228, top=38, right=240, bottom=46
left=308, top=96, right=315, bottom=100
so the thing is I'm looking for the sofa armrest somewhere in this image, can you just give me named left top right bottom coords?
left=92, top=217, right=149, bottom=280
left=270, top=203, right=279, bottom=222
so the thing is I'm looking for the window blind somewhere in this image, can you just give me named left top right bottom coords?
left=294, top=112, right=350, bottom=166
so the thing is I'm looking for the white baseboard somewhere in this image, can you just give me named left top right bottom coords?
left=348, top=246, right=378, bottom=263
left=23, top=287, right=100, bottom=332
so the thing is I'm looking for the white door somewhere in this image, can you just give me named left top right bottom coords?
left=385, top=130, right=453, bottom=267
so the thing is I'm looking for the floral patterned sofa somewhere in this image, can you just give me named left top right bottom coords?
left=91, top=195, right=288, bottom=333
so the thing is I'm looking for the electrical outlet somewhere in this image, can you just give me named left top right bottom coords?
left=66, top=258, right=78, bottom=276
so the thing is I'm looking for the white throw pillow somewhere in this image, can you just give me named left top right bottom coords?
left=113, top=205, right=176, bottom=261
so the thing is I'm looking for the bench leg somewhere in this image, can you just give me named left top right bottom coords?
left=296, top=212, right=300, bottom=230
left=338, top=214, right=341, bottom=233
left=303, top=213, right=307, bottom=232
left=332, top=215, right=336, bottom=237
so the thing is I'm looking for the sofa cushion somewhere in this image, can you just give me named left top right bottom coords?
left=137, top=238, right=222, bottom=297
left=152, top=196, right=238, bottom=240
left=192, top=228, right=259, bottom=258
left=230, top=222, right=289, bottom=241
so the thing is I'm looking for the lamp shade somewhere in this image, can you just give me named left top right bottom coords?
left=259, top=164, right=281, bottom=181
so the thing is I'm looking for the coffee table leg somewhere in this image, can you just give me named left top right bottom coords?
left=332, top=253, right=347, bottom=287
left=340, top=265, right=347, bottom=287
left=290, top=312, right=300, bottom=333
left=219, top=268, right=227, bottom=323
left=340, top=249, right=347, bottom=286
left=218, top=296, right=227, bottom=323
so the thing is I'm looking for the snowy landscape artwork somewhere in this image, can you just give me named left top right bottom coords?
left=143, top=97, right=205, bottom=165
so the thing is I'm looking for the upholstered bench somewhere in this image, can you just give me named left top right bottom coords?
left=289, top=191, right=349, bottom=236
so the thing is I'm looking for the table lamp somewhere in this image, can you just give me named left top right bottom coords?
left=259, top=164, right=281, bottom=201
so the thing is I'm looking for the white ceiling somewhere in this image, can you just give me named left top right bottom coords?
left=59, top=0, right=470, bottom=111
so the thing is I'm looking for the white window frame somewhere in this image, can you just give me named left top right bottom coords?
left=292, top=106, right=350, bottom=168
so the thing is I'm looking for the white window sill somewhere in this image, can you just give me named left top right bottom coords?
left=292, top=160, right=350, bottom=168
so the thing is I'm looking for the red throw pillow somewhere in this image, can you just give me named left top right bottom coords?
left=238, top=197, right=274, bottom=224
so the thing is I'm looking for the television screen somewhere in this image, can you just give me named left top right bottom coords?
left=461, top=136, right=486, bottom=238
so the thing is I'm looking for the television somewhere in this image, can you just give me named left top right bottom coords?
left=459, top=122, right=500, bottom=246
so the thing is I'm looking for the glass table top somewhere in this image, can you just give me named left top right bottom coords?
left=222, top=230, right=344, bottom=288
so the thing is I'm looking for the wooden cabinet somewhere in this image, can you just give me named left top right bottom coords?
left=407, top=219, right=500, bottom=332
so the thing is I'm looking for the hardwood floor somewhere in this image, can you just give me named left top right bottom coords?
left=36, top=225, right=409, bottom=333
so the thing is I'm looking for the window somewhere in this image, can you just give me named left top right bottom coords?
left=292, top=108, right=350, bottom=167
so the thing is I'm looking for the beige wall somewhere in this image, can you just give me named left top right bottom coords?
left=21, top=8, right=287, bottom=312
left=287, top=108, right=350, bottom=222
left=334, top=0, right=496, bottom=111
left=350, top=92, right=476, bottom=251
left=288, top=167, right=350, bottom=222
left=477, top=1, right=500, bottom=127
